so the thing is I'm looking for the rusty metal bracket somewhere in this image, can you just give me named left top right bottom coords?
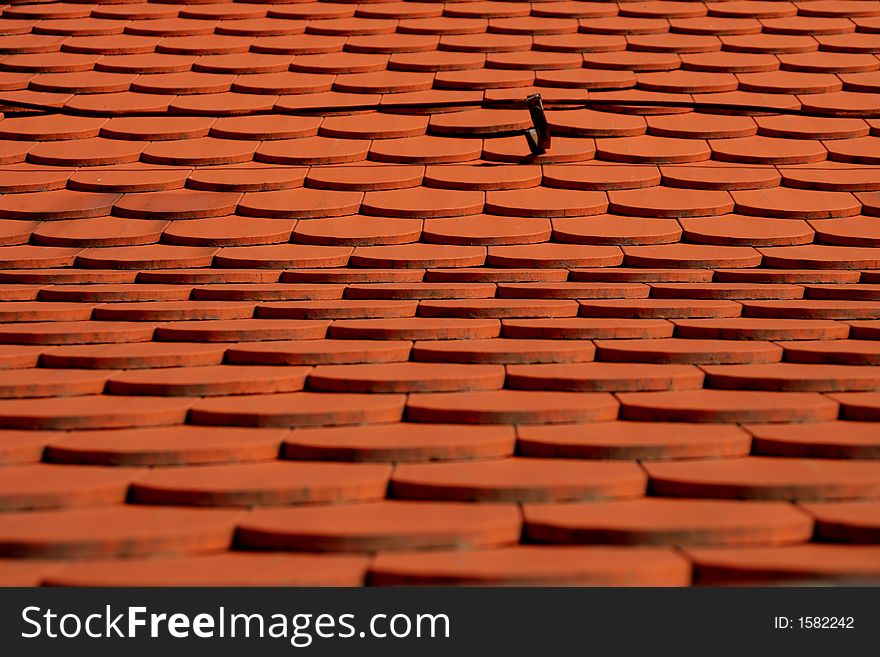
left=523, top=94, right=551, bottom=155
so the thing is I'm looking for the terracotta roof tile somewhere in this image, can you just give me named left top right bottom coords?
left=0, top=0, right=879, bottom=587
left=0, top=301, right=92, bottom=322
left=425, top=267, right=566, bottom=282
left=673, top=317, right=849, bottom=340
left=164, top=216, right=296, bottom=246
left=496, top=281, right=648, bottom=298
left=0, top=394, right=191, bottom=430
left=419, top=297, right=579, bottom=318
left=570, top=267, right=712, bottom=282
left=647, top=282, right=803, bottom=299
left=0, top=345, right=43, bottom=371
left=595, top=337, right=782, bottom=363
left=391, top=457, right=645, bottom=503
left=830, top=391, right=880, bottom=420
left=517, top=420, right=751, bottom=460
left=369, top=545, right=690, bottom=585
left=849, top=319, right=880, bottom=338
left=583, top=50, right=680, bottom=71
left=34, top=217, right=169, bottom=248
left=801, top=501, right=880, bottom=542
left=47, top=552, right=369, bottom=587
left=309, top=361, right=504, bottom=393
left=618, top=389, right=838, bottom=422
left=524, top=498, right=812, bottom=546
left=702, top=362, right=880, bottom=391
left=741, top=299, right=880, bottom=319
left=0, top=463, right=142, bottom=511
left=284, top=422, right=514, bottom=462
left=155, top=318, right=328, bottom=342
left=648, top=113, right=757, bottom=139
left=689, top=544, right=880, bottom=584
left=0, top=319, right=155, bottom=345
left=190, top=391, right=406, bottom=427
left=809, top=216, right=880, bottom=246
left=713, top=268, right=860, bottom=283
left=131, top=461, right=391, bottom=507
left=407, top=389, right=619, bottom=424
left=306, top=165, right=424, bottom=191
left=202, top=283, right=340, bottom=302
left=507, top=361, right=704, bottom=391
left=423, top=215, right=549, bottom=245
left=502, top=316, right=672, bottom=339
left=107, top=364, right=310, bottom=396
left=41, top=342, right=220, bottom=370
left=777, top=339, right=880, bottom=365
left=487, top=243, right=623, bottom=267
left=237, top=501, right=520, bottom=551
left=646, top=457, right=880, bottom=500
left=68, top=167, right=190, bottom=194
left=411, top=337, right=593, bottom=363
left=679, top=215, right=813, bottom=246
left=580, top=298, right=743, bottom=318
left=101, top=116, right=214, bottom=141
left=746, top=421, right=880, bottom=459
left=0, top=505, right=241, bottom=559
left=0, top=367, right=113, bottom=398
left=141, top=269, right=278, bottom=284
left=227, top=338, right=411, bottom=366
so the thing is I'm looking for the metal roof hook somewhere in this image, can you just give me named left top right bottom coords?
left=524, top=94, right=551, bottom=156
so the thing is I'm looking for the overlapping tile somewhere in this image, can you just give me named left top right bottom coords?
left=0, top=0, right=879, bottom=588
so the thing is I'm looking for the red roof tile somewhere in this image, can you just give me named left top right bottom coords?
left=688, top=544, right=880, bottom=584
left=237, top=500, right=521, bottom=551
left=0, top=0, right=879, bottom=587
left=747, top=421, right=880, bottom=459
left=47, top=552, right=370, bottom=587
left=524, top=498, right=812, bottom=546
left=369, top=545, right=691, bottom=585
left=517, top=420, right=751, bottom=460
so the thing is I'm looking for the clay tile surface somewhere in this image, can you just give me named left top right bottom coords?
left=687, top=544, right=880, bottom=584
left=369, top=545, right=691, bottom=585
left=523, top=498, right=813, bottom=546
left=0, top=0, right=878, bottom=588
left=237, top=501, right=521, bottom=552
left=390, top=457, right=646, bottom=503
left=47, top=553, right=370, bottom=587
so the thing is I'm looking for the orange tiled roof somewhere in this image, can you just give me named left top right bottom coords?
left=0, top=0, right=879, bottom=587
